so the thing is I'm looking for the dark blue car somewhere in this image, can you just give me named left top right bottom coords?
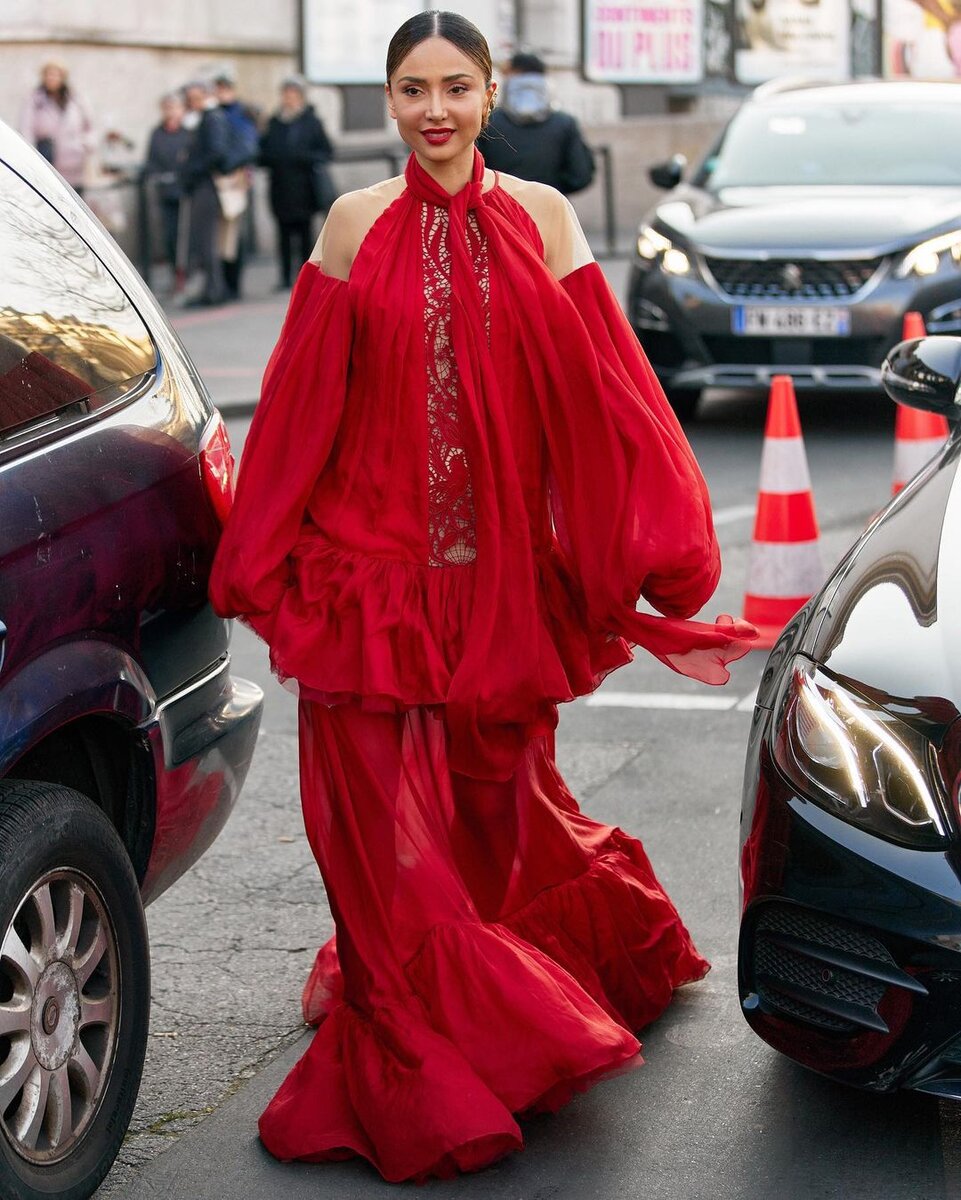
left=0, top=121, right=262, bottom=1199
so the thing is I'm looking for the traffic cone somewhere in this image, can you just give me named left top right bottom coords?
left=742, top=376, right=824, bottom=650
left=892, top=311, right=948, bottom=494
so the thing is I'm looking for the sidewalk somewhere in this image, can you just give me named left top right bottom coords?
left=161, top=258, right=288, bottom=415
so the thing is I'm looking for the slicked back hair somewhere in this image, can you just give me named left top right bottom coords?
left=386, top=10, right=493, bottom=85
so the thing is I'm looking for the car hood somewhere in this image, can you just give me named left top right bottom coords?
left=652, top=186, right=961, bottom=257
left=809, top=435, right=961, bottom=731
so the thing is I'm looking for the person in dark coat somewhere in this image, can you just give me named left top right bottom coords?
left=181, top=79, right=233, bottom=306
left=144, top=92, right=191, bottom=291
left=478, top=52, right=595, bottom=195
left=259, top=76, right=334, bottom=290
left=214, top=72, right=261, bottom=299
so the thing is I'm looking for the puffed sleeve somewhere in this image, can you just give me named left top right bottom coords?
left=209, top=262, right=351, bottom=636
left=522, top=196, right=755, bottom=682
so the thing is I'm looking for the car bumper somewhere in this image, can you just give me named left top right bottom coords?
left=139, top=655, right=263, bottom=905
left=738, top=708, right=961, bottom=1098
left=628, top=258, right=961, bottom=394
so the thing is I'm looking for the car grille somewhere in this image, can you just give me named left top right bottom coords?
left=705, top=256, right=884, bottom=299
left=748, top=904, right=926, bottom=1035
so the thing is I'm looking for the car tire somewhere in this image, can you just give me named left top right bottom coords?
left=0, top=780, right=149, bottom=1200
left=666, top=387, right=701, bottom=422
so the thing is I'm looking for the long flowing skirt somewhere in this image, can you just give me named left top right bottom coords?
left=258, top=700, right=708, bottom=1182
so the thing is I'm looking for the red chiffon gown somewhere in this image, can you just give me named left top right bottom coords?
left=209, top=149, right=755, bottom=1182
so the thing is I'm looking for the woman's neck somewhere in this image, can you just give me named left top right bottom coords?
left=413, top=146, right=474, bottom=196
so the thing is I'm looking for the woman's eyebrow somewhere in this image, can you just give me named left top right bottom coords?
left=397, top=73, right=473, bottom=83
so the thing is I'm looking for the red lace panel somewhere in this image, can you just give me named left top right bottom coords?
left=421, top=204, right=489, bottom=567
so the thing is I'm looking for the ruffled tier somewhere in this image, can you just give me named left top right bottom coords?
left=260, top=921, right=640, bottom=1183
left=302, top=827, right=708, bottom=1034
left=265, top=533, right=632, bottom=719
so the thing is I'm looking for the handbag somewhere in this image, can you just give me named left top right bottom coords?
left=311, top=161, right=339, bottom=214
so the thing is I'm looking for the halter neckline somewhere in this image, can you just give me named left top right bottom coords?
left=404, top=148, right=490, bottom=212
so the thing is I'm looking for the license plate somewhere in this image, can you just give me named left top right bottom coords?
left=733, top=306, right=851, bottom=336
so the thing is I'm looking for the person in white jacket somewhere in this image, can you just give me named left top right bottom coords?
left=20, top=62, right=95, bottom=194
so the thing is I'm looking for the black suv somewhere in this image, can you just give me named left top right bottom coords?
left=628, top=79, right=961, bottom=419
left=0, top=121, right=262, bottom=1199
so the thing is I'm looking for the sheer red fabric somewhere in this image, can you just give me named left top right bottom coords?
left=209, top=150, right=755, bottom=782
left=260, top=702, right=705, bottom=1182
left=209, top=150, right=753, bottom=1181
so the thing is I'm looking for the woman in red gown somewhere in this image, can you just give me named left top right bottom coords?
left=210, top=10, right=755, bottom=1183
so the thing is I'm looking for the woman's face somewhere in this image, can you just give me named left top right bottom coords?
left=281, top=85, right=305, bottom=112
left=386, top=37, right=494, bottom=164
left=42, top=65, right=65, bottom=92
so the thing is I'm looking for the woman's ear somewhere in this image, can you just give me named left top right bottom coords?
left=385, top=83, right=397, bottom=121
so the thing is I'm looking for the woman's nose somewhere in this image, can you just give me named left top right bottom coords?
left=425, top=90, right=448, bottom=121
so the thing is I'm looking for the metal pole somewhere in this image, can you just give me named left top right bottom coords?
left=137, top=169, right=152, bottom=288
left=597, top=143, right=616, bottom=258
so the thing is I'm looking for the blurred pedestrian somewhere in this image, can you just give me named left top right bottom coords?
left=214, top=71, right=260, bottom=298
left=478, top=52, right=595, bottom=194
left=180, top=79, right=232, bottom=306
left=259, top=75, right=334, bottom=290
left=145, top=92, right=191, bottom=293
left=19, top=62, right=95, bottom=194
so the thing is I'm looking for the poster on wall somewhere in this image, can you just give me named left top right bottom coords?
left=733, top=0, right=850, bottom=83
left=583, top=0, right=704, bottom=83
left=883, top=0, right=961, bottom=77
left=302, top=0, right=514, bottom=84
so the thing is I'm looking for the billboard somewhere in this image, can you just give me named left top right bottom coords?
left=302, top=0, right=515, bottom=85
left=583, top=0, right=704, bottom=83
left=733, top=0, right=850, bottom=83
left=883, top=0, right=961, bottom=76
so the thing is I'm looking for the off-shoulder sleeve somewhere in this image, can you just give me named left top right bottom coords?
left=209, top=263, right=351, bottom=633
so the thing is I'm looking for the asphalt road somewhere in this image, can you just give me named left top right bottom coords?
left=94, top=258, right=954, bottom=1198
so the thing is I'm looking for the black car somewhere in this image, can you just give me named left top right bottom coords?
left=0, top=121, right=262, bottom=1199
left=628, top=79, right=961, bottom=419
left=738, top=333, right=961, bottom=1097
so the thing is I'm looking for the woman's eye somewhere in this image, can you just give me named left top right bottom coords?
left=401, top=86, right=421, bottom=97
left=450, top=85, right=468, bottom=95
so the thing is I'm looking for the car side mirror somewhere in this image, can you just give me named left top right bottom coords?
left=881, top=336, right=961, bottom=423
left=648, top=154, right=687, bottom=190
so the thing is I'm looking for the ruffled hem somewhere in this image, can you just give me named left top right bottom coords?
left=265, top=533, right=632, bottom=717
left=302, top=827, right=708, bottom=1034
left=261, top=921, right=640, bottom=1183
left=502, top=828, right=709, bottom=1031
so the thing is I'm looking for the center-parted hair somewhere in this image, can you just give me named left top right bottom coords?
left=386, top=10, right=493, bottom=85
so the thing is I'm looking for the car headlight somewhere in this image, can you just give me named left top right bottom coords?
left=772, top=657, right=948, bottom=848
left=897, top=229, right=961, bottom=279
left=636, top=225, right=691, bottom=276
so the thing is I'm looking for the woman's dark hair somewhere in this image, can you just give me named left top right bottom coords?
left=386, top=10, right=493, bottom=84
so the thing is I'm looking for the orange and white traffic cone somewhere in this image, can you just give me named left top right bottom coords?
left=742, top=376, right=824, bottom=650
left=892, top=311, right=948, bottom=494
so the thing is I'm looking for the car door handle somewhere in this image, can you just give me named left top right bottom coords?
left=0, top=621, right=6, bottom=674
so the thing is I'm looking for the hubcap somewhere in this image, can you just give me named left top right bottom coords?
left=0, top=870, right=119, bottom=1163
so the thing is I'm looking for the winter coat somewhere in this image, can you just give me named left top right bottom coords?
left=259, top=105, right=333, bottom=224
left=19, top=87, right=94, bottom=187
left=145, top=124, right=191, bottom=203
left=180, top=106, right=232, bottom=194
left=478, top=76, right=595, bottom=196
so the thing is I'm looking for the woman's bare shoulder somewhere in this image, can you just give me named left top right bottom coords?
left=309, top=175, right=407, bottom=281
left=495, top=173, right=593, bottom=279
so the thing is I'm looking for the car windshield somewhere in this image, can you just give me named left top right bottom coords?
left=699, top=101, right=961, bottom=190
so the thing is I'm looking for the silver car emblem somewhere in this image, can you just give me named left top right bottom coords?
left=781, top=263, right=804, bottom=290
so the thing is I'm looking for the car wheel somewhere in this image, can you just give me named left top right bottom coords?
left=666, top=387, right=701, bottom=422
left=0, top=780, right=149, bottom=1200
